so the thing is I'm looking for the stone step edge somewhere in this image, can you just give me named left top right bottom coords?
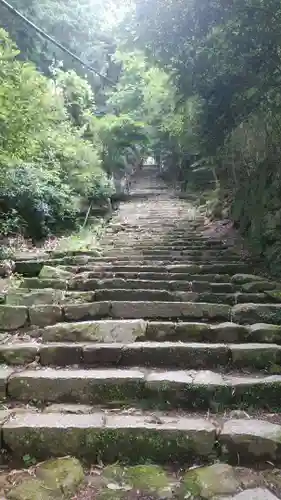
left=5, top=290, right=277, bottom=307
left=7, top=368, right=281, bottom=410
left=70, top=264, right=249, bottom=271
left=2, top=412, right=281, bottom=463
left=0, top=301, right=235, bottom=331
left=20, top=275, right=235, bottom=289
left=2, top=341, right=281, bottom=369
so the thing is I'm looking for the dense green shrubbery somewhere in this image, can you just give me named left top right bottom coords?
left=126, top=0, right=281, bottom=275
left=0, top=28, right=115, bottom=239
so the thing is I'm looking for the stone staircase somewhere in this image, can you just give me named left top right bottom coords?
left=1, top=164, right=281, bottom=474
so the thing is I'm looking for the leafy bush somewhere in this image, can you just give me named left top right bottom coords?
left=0, top=28, right=114, bottom=240
left=0, top=162, right=79, bottom=240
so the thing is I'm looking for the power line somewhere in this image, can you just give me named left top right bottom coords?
left=0, top=0, right=116, bottom=86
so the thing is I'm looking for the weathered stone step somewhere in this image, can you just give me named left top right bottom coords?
left=102, top=245, right=233, bottom=254
left=4, top=289, right=95, bottom=306
left=89, top=279, right=235, bottom=292
left=89, top=289, right=272, bottom=305
left=6, top=367, right=281, bottom=410
left=4, top=412, right=281, bottom=465
left=20, top=273, right=233, bottom=290
left=2, top=411, right=216, bottom=462
left=103, top=238, right=227, bottom=246
left=74, top=272, right=233, bottom=283
left=15, top=259, right=65, bottom=276
left=104, top=242, right=229, bottom=250
left=40, top=320, right=281, bottom=344
left=81, top=263, right=249, bottom=274
left=98, top=255, right=241, bottom=263
left=36, top=301, right=230, bottom=323
left=3, top=341, right=281, bottom=371
left=109, top=301, right=231, bottom=320
left=75, top=261, right=240, bottom=273
left=232, top=303, right=281, bottom=324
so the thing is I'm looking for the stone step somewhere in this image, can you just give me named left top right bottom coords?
left=21, top=274, right=234, bottom=292
left=75, top=262, right=241, bottom=274
left=109, top=301, right=231, bottom=320
left=5, top=411, right=281, bottom=466
left=76, top=271, right=232, bottom=282
left=2, top=411, right=217, bottom=463
left=6, top=367, right=281, bottom=410
left=38, top=301, right=231, bottom=322
left=40, top=319, right=281, bottom=344
left=72, top=278, right=235, bottom=293
left=2, top=341, right=281, bottom=371
left=86, top=289, right=273, bottom=305
left=98, top=255, right=241, bottom=263
left=15, top=259, right=66, bottom=276
left=104, top=242, right=229, bottom=250
left=102, top=246, right=233, bottom=254
left=80, top=263, right=249, bottom=274
left=103, top=239, right=228, bottom=247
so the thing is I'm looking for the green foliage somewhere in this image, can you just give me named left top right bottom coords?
left=106, top=50, right=180, bottom=168
left=54, top=69, right=95, bottom=127
left=0, top=0, right=116, bottom=79
left=0, top=28, right=114, bottom=240
left=121, top=0, right=281, bottom=275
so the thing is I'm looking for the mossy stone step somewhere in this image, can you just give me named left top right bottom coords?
left=20, top=278, right=68, bottom=290
left=232, top=303, right=281, bottom=324
left=40, top=320, right=281, bottom=344
left=81, top=263, right=248, bottom=275
left=109, top=301, right=231, bottom=320
left=86, top=289, right=274, bottom=305
left=94, top=289, right=179, bottom=302
left=103, top=245, right=233, bottom=254
left=84, top=279, right=233, bottom=293
left=3, top=412, right=216, bottom=463
left=42, top=319, right=147, bottom=343
left=15, top=260, right=64, bottom=276
left=73, top=278, right=192, bottom=291
left=67, top=273, right=233, bottom=287
left=2, top=341, right=280, bottom=371
left=5, top=289, right=96, bottom=306
left=77, top=271, right=234, bottom=283
left=7, top=368, right=281, bottom=410
left=95, top=255, right=242, bottom=263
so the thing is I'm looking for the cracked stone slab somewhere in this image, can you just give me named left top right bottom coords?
left=2, top=412, right=216, bottom=462
left=42, top=319, right=147, bottom=342
left=8, top=368, right=145, bottom=404
left=0, top=305, right=28, bottom=331
left=220, top=419, right=281, bottom=461
left=0, top=368, right=15, bottom=400
left=248, top=324, right=281, bottom=343
left=219, top=488, right=280, bottom=500
left=232, top=304, right=281, bottom=325
left=110, top=301, right=230, bottom=320
left=229, top=343, right=281, bottom=369
left=0, top=344, right=39, bottom=365
left=40, top=343, right=83, bottom=366
left=29, top=305, right=62, bottom=327
left=63, top=302, right=110, bottom=321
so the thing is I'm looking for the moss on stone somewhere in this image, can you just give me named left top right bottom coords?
left=0, top=345, right=38, bottom=365
left=7, top=479, right=54, bottom=500
left=180, top=464, right=240, bottom=499
left=126, top=464, right=171, bottom=493
left=36, top=457, right=85, bottom=497
left=39, top=266, right=73, bottom=279
left=100, top=464, right=174, bottom=499
left=0, top=305, right=27, bottom=331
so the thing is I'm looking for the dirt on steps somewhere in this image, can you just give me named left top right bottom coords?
left=1, top=166, right=281, bottom=494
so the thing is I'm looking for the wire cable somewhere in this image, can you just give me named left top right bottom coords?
left=0, top=0, right=116, bottom=85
